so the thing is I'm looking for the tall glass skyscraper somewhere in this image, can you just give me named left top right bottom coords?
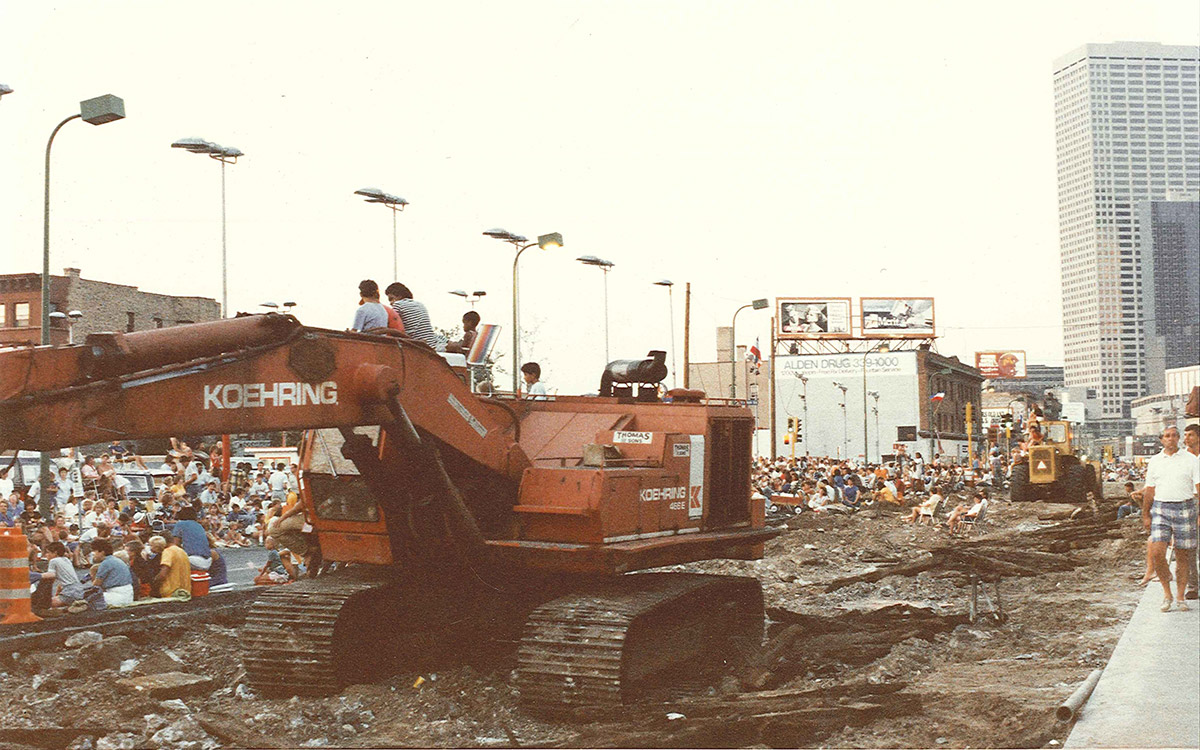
left=1052, top=42, right=1199, bottom=423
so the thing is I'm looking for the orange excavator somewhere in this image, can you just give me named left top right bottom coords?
left=0, top=314, right=775, bottom=710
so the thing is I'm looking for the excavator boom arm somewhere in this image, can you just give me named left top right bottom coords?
left=0, top=315, right=529, bottom=481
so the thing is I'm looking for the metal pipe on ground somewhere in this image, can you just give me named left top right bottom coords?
left=1057, top=668, right=1103, bottom=721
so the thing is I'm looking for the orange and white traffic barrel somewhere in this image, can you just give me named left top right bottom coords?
left=0, top=529, right=42, bottom=624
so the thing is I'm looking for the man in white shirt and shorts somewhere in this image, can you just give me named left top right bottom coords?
left=1142, top=425, right=1200, bottom=612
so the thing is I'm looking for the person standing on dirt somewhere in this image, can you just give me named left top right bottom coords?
left=1141, top=425, right=1200, bottom=612
left=1183, top=423, right=1200, bottom=601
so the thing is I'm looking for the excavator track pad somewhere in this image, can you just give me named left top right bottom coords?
left=241, top=568, right=399, bottom=695
left=516, top=573, right=764, bottom=713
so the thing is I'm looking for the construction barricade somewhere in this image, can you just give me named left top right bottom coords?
left=0, top=528, right=41, bottom=624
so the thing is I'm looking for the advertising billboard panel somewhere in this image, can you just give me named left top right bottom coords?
left=777, top=298, right=852, bottom=339
left=860, top=297, right=935, bottom=337
left=974, top=350, right=1027, bottom=379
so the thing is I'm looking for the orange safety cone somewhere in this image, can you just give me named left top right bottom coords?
left=0, top=528, right=42, bottom=625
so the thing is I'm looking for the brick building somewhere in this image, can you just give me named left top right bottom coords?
left=0, top=267, right=219, bottom=347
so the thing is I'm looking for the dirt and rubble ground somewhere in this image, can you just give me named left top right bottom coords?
left=0, top=486, right=1149, bottom=750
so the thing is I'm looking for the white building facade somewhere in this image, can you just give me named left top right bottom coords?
left=1052, top=42, right=1200, bottom=422
left=773, top=351, right=981, bottom=464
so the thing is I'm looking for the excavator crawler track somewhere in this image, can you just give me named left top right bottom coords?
left=241, top=569, right=394, bottom=695
left=516, top=573, right=764, bottom=712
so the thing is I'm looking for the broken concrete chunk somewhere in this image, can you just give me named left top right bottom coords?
left=116, top=672, right=217, bottom=700
left=79, top=636, right=134, bottom=674
left=132, top=650, right=186, bottom=676
left=64, top=631, right=104, bottom=649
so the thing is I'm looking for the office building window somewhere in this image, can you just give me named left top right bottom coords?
left=14, top=303, right=31, bottom=327
left=126, top=312, right=135, bottom=332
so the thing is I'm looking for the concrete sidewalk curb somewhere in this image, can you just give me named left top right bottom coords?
left=1064, top=576, right=1200, bottom=748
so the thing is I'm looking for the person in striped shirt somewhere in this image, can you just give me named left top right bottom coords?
left=385, top=282, right=446, bottom=351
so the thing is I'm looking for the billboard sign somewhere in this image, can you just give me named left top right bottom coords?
left=974, top=350, right=1027, bottom=379
left=777, top=298, right=852, bottom=339
left=860, top=297, right=935, bottom=337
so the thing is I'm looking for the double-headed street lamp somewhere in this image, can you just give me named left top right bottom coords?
left=652, top=280, right=677, bottom=388
left=48, top=310, right=83, bottom=344
left=172, top=138, right=244, bottom=317
left=260, top=301, right=297, bottom=316
left=795, top=372, right=810, bottom=456
left=354, top=188, right=409, bottom=281
left=731, top=298, right=769, bottom=399
left=832, top=381, right=850, bottom=459
left=862, top=343, right=890, bottom=463
left=450, top=290, right=487, bottom=307
left=483, top=228, right=563, bottom=393
left=577, top=255, right=615, bottom=364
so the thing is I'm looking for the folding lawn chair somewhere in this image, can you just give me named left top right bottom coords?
left=961, top=499, right=989, bottom=536
left=917, top=495, right=943, bottom=525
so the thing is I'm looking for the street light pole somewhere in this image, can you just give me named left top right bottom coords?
left=798, top=373, right=809, bottom=456
left=40, top=94, right=125, bottom=517
left=869, top=391, right=880, bottom=462
left=484, top=229, right=563, bottom=393
left=352, top=188, right=408, bottom=284
left=42, top=114, right=80, bottom=345
left=833, top=381, right=849, bottom=459
left=577, top=256, right=615, bottom=363
left=731, top=298, right=769, bottom=399
left=174, top=138, right=243, bottom=316
left=653, top=280, right=676, bottom=388
left=927, top=366, right=954, bottom=461
left=861, top=343, right=889, bottom=463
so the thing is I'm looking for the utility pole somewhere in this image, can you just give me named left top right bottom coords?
left=769, top=316, right=777, bottom=459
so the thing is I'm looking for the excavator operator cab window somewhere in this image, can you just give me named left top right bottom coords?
left=303, top=427, right=382, bottom=523
left=309, top=475, right=380, bottom=523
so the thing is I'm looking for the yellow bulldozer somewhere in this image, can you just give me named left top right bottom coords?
left=1009, top=420, right=1100, bottom=504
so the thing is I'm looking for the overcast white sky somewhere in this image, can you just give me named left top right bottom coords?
left=2, top=1, right=1197, bottom=393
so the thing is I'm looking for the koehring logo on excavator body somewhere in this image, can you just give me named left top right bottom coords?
left=640, top=485, right=687, bottom=503
left=203, top=381, right=338, bottom=410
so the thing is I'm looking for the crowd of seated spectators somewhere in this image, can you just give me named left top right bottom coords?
left=752, top=453, right=993, bottom=531
left=4, top=438, right=309, bottom=617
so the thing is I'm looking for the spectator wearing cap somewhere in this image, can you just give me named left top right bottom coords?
left=91, top=538, right=134, bottom=606
left=149, top=535, right=191, bottom=598
left=249, top=473, right=270, bottom=499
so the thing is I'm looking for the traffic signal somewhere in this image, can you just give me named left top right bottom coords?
left=784, top=417, right=801, bottom=445
left=965, top=402, right=973, bottom=423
